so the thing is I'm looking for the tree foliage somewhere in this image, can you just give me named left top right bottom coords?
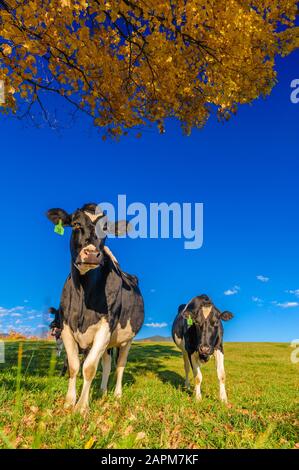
left=0, top=0, right=298, bottom=136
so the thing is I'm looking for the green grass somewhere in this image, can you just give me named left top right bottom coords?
left=0, top=341, right=298, bottom=449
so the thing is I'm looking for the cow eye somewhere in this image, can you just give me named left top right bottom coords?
left=72, top=222, right=81, bottom=230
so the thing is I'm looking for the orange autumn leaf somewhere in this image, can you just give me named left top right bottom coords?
left=0, top=0, right=298, bottom=137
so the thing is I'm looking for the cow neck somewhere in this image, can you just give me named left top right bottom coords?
left=71, top=262, right=109, bottom=294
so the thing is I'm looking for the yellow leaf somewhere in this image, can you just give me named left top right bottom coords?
left=84, top=437, right=96, bottom=449
left=2, top=44, right=12, bottom=55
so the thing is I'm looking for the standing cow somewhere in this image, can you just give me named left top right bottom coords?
left=49, top=307, right=64, bottom=358
left=172, top=294, right=233, bottom=403
left=46, top=203, right=144, bottom=413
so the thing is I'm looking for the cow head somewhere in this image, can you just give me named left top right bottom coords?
left=181, top=294, right=233, bottom=361
left=46, top=203, right=130, bottom=274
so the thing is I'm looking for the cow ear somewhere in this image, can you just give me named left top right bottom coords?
left=107, top=220, right=132, bottom=236
left=182, top=309, right=194, bottom=319
left=81, top=203, right=98, bottom=214
left=48, top=307, right=57, bottom=314
left=221, top=311, right=234, bottom=321
left=46, top=208, right=72, bottom=226
left=178, top=304, right=186, bottom=314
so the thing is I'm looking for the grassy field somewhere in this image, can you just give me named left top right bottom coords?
left=0, top=341, right=298, bottom=449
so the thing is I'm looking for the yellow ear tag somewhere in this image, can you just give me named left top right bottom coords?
left=54, top=219, right=64, bottom=236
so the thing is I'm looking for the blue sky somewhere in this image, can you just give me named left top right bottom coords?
left=0, top=50, right=298, bottom=342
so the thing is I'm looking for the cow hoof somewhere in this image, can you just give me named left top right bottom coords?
left=74, top=403, right=89, bottom=415
left=74, top=406, right=89, bottom=416
left=195, top=394, right=202, bottom=401
left=64, top=399, right=75, bottom=410
left=100, top=389, right=108, bottom=397
left=114, top=391, right=122, bottom=399
left=220, top=396, right=228, bottom=404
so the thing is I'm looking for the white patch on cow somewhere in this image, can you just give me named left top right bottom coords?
left=190, top=352, right=202, bottom=400
left=214, top=349, right=228, bottom=403
left=61, top=323, right=80, bottom=408
left=103, top=245, right=120, bottom=270
left=202, top=306, right=212, bottom=319
left=75, top=319, right=111, bottom=413
left=73, top=318, right=108, bottom=350
left=84, top=211, right=103, bottom=222
left=109, top=319, right=134, bottom=348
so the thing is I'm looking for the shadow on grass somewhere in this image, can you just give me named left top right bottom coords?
left=1, top=341, right=184, bottom=396
left=93, top=343, right=184, bottom=399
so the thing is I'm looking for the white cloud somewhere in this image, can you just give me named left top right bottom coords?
left=277, top=302, right=299, bottom=309
left=145, top=322, right=168, bottom=328
left=252, top=296, right=263, bottom=303
left=286, top=289, right=299, bottom=297
left=257, top=275, right=269, bottom=283
left=224, top=285, right=240, bottom=296
left=0, top=305, right=45, bottom=336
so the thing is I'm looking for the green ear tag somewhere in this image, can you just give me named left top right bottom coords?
left=54, top=219, right=64, bottom=236
left=187, top=315, right=193, bottom=327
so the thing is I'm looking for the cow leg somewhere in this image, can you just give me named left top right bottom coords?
left=114, top=341, right=132, bottom=398
left=100, top=350, right=112, bottom=395
left=214, top=349, right=228, bottom=403
left=183, top=352, right=190, bottom=389
left=190, top=353, right=202, bottom=400
left=61, top=326, right=80, bottom=408
left=60, top=356, right=69, bottom=377
left=75, top=323, right=111, bottom=414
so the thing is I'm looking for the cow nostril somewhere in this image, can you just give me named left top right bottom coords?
left=200, top=346, right=210, bottom=354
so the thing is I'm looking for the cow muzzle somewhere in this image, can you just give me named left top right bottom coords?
left=198, top=345, right=212, bottom=359
left=76, top=245, right=102, bottom=268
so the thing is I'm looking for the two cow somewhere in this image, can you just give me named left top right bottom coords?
left=46, top=203, right=233, bottom=412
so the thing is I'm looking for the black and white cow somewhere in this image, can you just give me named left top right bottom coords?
left=46, top=203, right=144, bottom=413
left=172, top=294, right=233, bottom=403
left=49, top=306, right=70, bottom=375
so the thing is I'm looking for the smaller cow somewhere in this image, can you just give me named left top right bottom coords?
left=49, top=307, right=70, bottom=376
left=172, top=294, right=233, bottom=402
